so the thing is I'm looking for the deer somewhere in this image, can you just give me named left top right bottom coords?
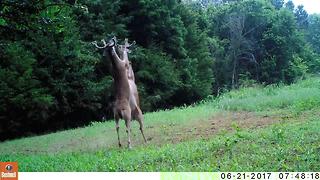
left=92, top=37, right=146, bottom=149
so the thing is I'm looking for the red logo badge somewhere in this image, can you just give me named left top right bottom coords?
left=0, top=162, right=18, bottom=180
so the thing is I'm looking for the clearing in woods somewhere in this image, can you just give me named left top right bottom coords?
left=0, top=77, right=319, bottom=171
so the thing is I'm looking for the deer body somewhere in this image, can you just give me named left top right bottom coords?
left=93, top=37, right=146, bottom=149
left=117, top=41, right=142, bottom=120
left=110, top=47, right=130, bottom=110
left=127, top=64, right=144, bottom=127
left=109, top=46, right=133, bottom=148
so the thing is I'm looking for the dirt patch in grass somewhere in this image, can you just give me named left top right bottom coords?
left=5, top=111, right=294, bottom=153
left=198, top=111, right=279, bottom=135
left=147, top=111, right=281, bottom=145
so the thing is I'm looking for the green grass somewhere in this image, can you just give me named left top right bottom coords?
left=1, top=111, right=319, bottom=171
left=1, top=76, right=320, bottom=171
left=0, top=102, right=218, bottom=155
left=217, top=77, right=320, bottom=112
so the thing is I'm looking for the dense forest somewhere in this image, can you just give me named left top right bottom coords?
left=1, top=0, right=320, bottom=140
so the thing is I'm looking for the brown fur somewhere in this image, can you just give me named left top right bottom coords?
left=105, top=38, right=146, bottom=148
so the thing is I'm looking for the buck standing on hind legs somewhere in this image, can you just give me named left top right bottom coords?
left=92, top=37, right=147, bottom=149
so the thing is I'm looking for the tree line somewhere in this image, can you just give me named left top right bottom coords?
left=1, top=0, right=319, bottom=140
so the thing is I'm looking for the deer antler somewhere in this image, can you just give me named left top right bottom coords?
left=128, top=41, right=136, bottom=47
left=123, top=38, right=136, bottom=48
left=91, top=39, right=108, bottom=49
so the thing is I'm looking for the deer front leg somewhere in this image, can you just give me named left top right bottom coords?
left=110, top=46, right=125, bottom=69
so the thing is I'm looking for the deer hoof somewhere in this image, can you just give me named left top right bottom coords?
left=118, top=143, right=122, bottom=147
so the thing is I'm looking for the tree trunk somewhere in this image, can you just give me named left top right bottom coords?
left=232, top=51, right=237, bottom=89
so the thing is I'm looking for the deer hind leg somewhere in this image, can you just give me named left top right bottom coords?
left=134, top=107, right=147, bottom=143
left=114, top=113, right=121, bottom=147
left=122, top=109, right=132, bottom=149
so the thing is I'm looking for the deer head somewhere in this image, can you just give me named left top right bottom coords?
left=117, top=38, right=136, bottom=55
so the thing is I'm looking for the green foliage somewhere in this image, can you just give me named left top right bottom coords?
left=294, top=5, right=309, bottom=29
left=270, top=0, right=284, bottom=10
left=260, top=8, right=307, bottom=83
left=122, top=0, right=187, bottom=58
left=131, top=47, right=180, bottom=110
left=305, top=14, right=320, bottom=73
left=121, top=0, right=213, bottom=104
left=307, top=15, right=320, bottom=54
left=1, top=0, right=320, bottom=140
left=74, top=0, right=128, bottom=41
left=206, top=0, right=317, bottom=88
left=0, top=1, right=105, bottom=139
left=177, top=5, right=214, bottom=102
left=0, top=42, right=53, bottom=138
left=284, top=0, right=295, bottom=12
left=287, top=55, right=308, bottom=81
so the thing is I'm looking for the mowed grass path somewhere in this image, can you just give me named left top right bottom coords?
left=0, top=102, right=218, bottom=155
left=0, top=77, right=320, bottom=171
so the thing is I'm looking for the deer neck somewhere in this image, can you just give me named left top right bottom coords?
left=108, top=47, right=130, bottom=99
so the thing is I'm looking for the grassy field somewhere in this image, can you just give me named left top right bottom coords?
left=0, top=77, right=319, bottom=171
